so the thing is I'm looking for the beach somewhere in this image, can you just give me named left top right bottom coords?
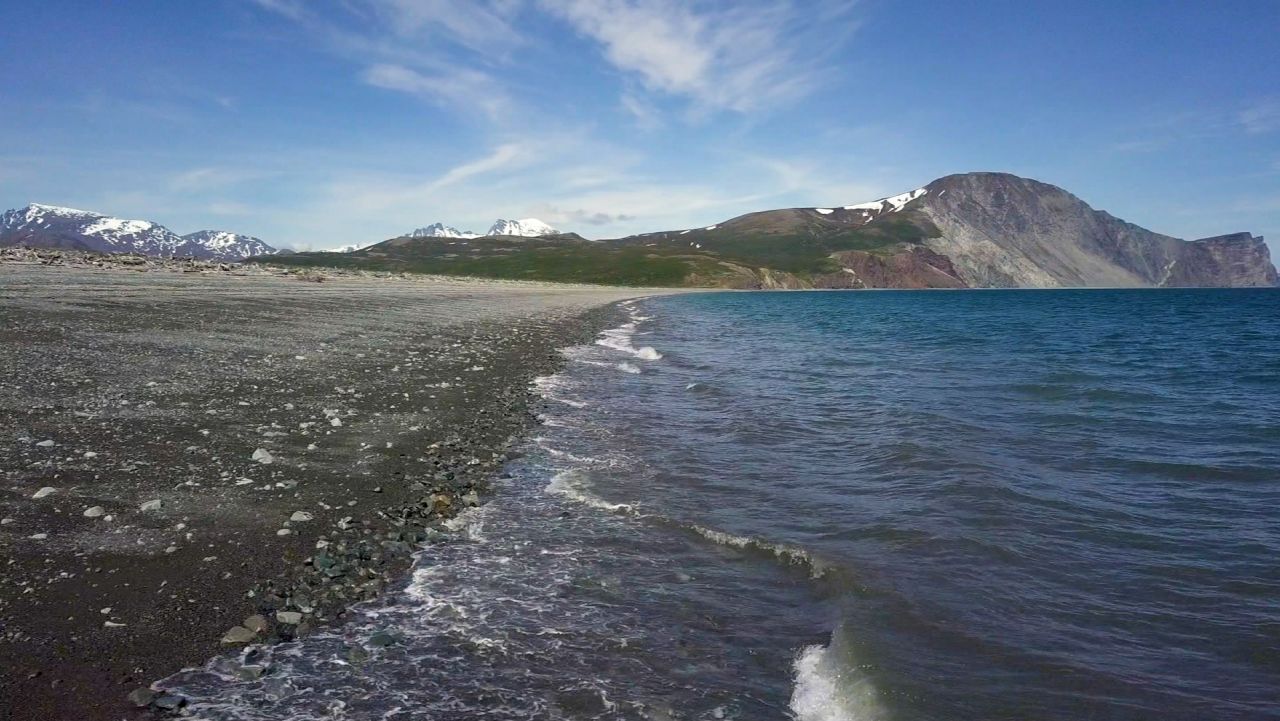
left=0, top=259, right=667, bottom=720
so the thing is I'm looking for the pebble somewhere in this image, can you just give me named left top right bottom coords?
left=290, top=511, right=314, bottom=522
left=29, top=533, right=48, bottom=540
left=32, top=487, right=57, bottom=499
left=35, top=439, right=55, bottom=447
left=277, top=528, right=293, bottom=536
left=83, top=506, right=106, bottom=518
left=140, top=499, right=163, bottom=512
left=252, top=448, right=275, bottom=464
left=276, top=611, right=303, bottom=625
left=1, top=518, right=13, bottom=525
left=329, top=417, right=343, bottom=427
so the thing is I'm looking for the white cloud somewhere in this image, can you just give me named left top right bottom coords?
left=541, top=0, right=856, bottom=113
left=426, top=143, right=528, bottom=191
left=620, top=92, right=663, bottom=130
left=362, top=63, right=510, bottom=117
left=368, top=0, right=526, bottom=53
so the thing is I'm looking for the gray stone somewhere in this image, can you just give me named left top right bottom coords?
left=221, top=625, right=257, bottom=644
left=140, top=499, right=163, bottom=512
left=290, top=511, right=314, bottom=522
left=252, top=448, right=275, bottom=464
left=127, top=688, right=156, bottom=708
left=237, top=664, right=268, bottom=681
left=243, top=614, right=270, bottom=633
left=276, top=610, right=303, bottom=625
left=31, top=487, right=57, bottom=499
left=83, top=506, right=106, bottom=518
left=153, top=693, right=186, bottom=710
left=35, top=440, right=55, bottom=448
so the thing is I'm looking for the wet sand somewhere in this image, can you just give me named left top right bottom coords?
left=0, top=264, right=671, bottom=720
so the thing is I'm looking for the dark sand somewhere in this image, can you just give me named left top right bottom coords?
left=0, top=263, right=667, bottom=720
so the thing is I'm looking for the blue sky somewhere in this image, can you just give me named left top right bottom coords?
left=1, top=1, right=1278, bottom=253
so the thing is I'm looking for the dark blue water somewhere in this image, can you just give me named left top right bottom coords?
left=164, top=289, right=1280, bottom=721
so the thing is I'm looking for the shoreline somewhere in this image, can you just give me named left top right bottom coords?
left=0, top=263, right=668, bottom=720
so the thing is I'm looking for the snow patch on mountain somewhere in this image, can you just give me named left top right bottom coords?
left=487, top=218, right=558, bottom=237
left=843, top=188, right=928, bottom=214
left=325, top=243, right=373, bottom=253
left=181, top=230, right=276, bottom=259
left=0, top=203, right=276, bottom=260
left=410, top=222, right=479, bottom=239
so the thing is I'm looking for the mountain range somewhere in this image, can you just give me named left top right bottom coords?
left=0, top=204, right=276, bottom=261
left=264, top=172, right=1277, bottom=288
left=4, top=173, right=1275, bottom=287
left=409, top=219, right=561, bottom=239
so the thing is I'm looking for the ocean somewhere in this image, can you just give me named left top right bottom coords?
left=163, top=289, right=1280, bottom=720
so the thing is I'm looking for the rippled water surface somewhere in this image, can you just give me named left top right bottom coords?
left=166, top=289, right=1280, bottom=721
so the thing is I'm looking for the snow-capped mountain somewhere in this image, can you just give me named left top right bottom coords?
left=0, top=203, right=277, bottom=261
left=487, top=218, right=559, bottom=237
left=325, top=243, right=371, bottom=254
left=410, top=222, right=479, bottom=239
left=181, top=230, right=275, bottom=260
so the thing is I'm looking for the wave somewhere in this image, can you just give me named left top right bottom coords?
left=595, top=319, right=664, bottom=361
left=544, top=469, right=636, bottom=514
left=790, top=625, right=885, bottom=721
left=617, top=362, right=641, bottom=374
left=689, top=524, right=833, bottom=580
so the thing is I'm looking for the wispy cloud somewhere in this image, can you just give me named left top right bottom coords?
left=247, top=0, right=521, bottom=117
left=1240, top=99, right=1280, bottom=135
left=170, top=167, right=271, bottom=192
left=541, top=0, right=857, bottom=114
left=362, top=63, right=510, bottom=118
left=533, top=206, right=637, bottom=226
left=426, top=143, right=529, bottom=192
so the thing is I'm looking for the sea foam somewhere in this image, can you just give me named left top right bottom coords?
left=790, top=627, right=885, bottom=721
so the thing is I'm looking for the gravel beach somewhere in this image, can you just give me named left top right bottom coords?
left=0, top=260, right=669, bottom=720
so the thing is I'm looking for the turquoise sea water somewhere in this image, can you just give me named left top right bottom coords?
left=165, top=289, right=1280, bottom=721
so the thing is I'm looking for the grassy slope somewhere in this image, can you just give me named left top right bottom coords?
left=256, top=212, right=941, bottom=287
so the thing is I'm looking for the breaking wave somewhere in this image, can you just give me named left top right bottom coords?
left=790, top=625, right=885, bottom=721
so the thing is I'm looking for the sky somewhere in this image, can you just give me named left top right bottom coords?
left=1, top=1, right=1278, bottom=254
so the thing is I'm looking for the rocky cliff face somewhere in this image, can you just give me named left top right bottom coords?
left=1161, top=233, right=1278, bottom=287
left=910, top=173, right=1275, bottom=288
